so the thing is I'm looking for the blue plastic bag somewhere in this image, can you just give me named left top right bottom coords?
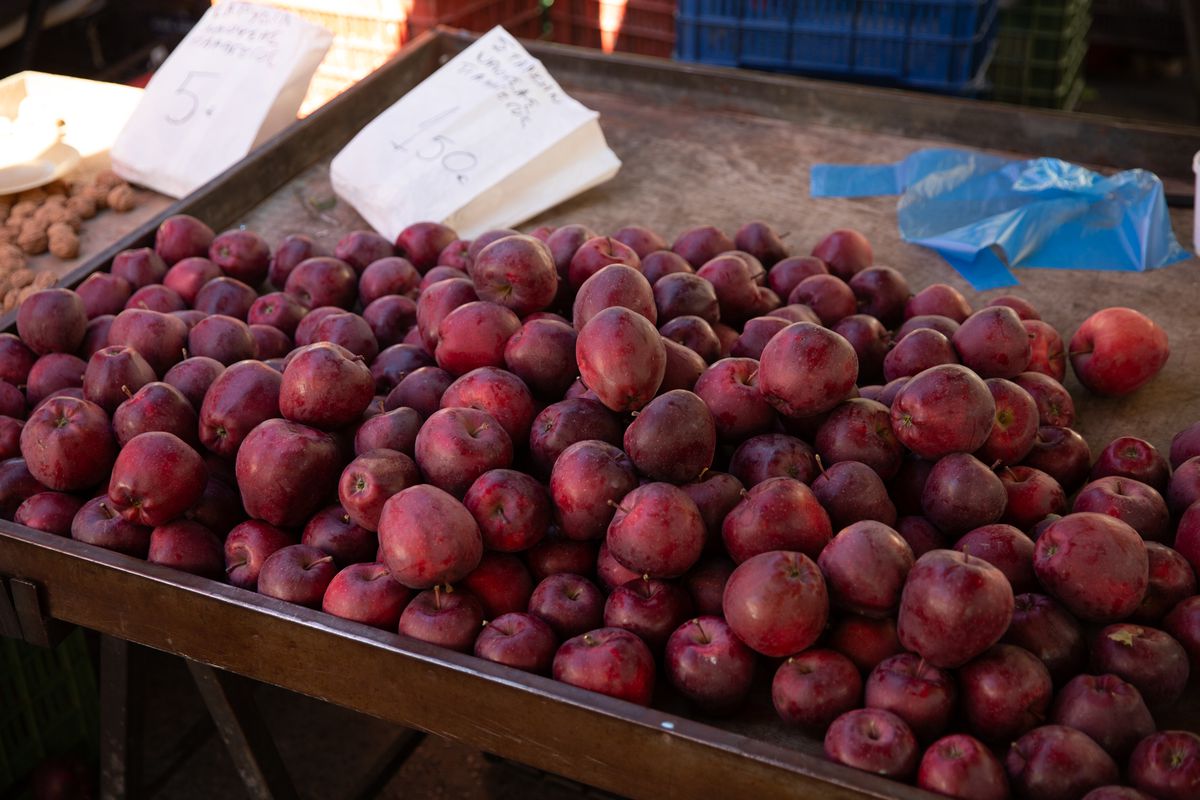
left=810, top=148, right=1191, bottom=290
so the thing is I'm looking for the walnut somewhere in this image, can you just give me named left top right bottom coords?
left=9, top=269, right=34, bottom=289
left=83, top=186, right=108, bottom=210
left=0, top=203, right=9, bottom=223
left=93, top=170, right=123, bottom=192
left=17, top=285, right=36, bottom=303
left=66, top=195, right=96, bottom=220
left=107, top=184, right=135, bottom=212
left=0, top=226, right=16, bottom=246
left=3, top=290, right=18, bottom=312
left=42, top=194, right=66, bottom=209
left=44, top=180, right=68, bottom=196
left=16, top=188, right=47, bottom=204
left=33, top=271, right=57, bottom=289
left=47, top=224, right=79, bottom=259
left=8, top=201, right=37, bottom=221
left=20, top=217, right=48, bottom=236
left=16, top=226, right=47, bottom=256
left=0, top=243, right=23, bottom=271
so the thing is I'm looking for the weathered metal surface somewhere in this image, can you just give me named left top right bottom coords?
left=2, top=28, right=1199, bottom=800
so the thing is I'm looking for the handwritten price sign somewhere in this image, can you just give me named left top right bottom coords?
left=111, top=2, right=331, bottom=198
left=331, top=27, right=620, bottom=241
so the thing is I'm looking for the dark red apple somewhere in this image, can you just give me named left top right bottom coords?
left=897, top=549, right=1013, bottom=668
left=1022, top=425, right=1092, bottom=493
left=603, top=577, right=692, bottom=650
left=1024, top=319, right=1067, bottom=381
left=321, top=562, right=410, bottom=629
left=528, top=399, right=622, bottom=477
left=667, top=615, right=755, bottom=714
left=1091, top=623, right=1189, bottom=706
left=154, top=215, right=213, bottom=266
left=14, top=491, right=82, bottom=535
left=21, top=397, right=116, bottom=491
left=474, top=612, right=557, bottom=673
left=672, top=225, right=735, bottom=269
left=106, top=308, right=188, bottom=375
left=1051, top=673, right=1155, bottom=761
left=772, top=648, right=861, bottom=731
left=905, top=283, right=972, bottom=323
left=722, top=550, right=828, bottom=657
left=199, top=360, right=281, bottom=457
left=1005, top=725, right=1119, bottom=800
left=504, top=318, right=577, bottom=400
left=528, top=573, right=604, bottom=639
left=398, top=587, right=484, bottom=652
left=811, top=229, right=873, bottom=280
left=812, top=460, right=898, bottom=529
left=818, top=520, right=913, bottom=617
left=553, top=626, right=655, bottom=705
left=1033, top=513, right=1148, bottom=622
left=463, top=468, right=550, bottom=552
left=959, top=644, right=1052, bottom=742
left=82, top=345, right=156, bottom=414
left=236, top=418, right=340, bottom=527
left=828, top=615, right=903, bottom=674
left=824, top=708, right=917, bottom=779
left=1070, top=307, right=1169, bottom=397
left=147, top=520, right=223, bottom=578
left=728, top=433, right=817, bottom=487
left=71, top=496, right=151, bottom=556
left=576, top=307, right=665, bottom=412
left=768, top=255, right=827, bottom=298
left=279, top=342, right=373, bottom=430
left=918, top=734, right=1009, bottom=800
left=890, top=364, right=995, bottom=460
left=607, top=482, right=705, bottom=578
left=1003, top=592, right=1087, bottom=686
left=865, top=653, right=956, bottom=741
left=77, top=272, right=133, bottom=318
left=1128, top=730, right=1200, bottom=800
left=224, top=520, right=293, bottom=590
left=267, top=234, right=320, bottom=287
left=377, top=484, right=482, bottom=589
left=758, top=322, right=857, bottom=418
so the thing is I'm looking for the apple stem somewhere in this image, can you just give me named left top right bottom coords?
left=915, top=658, right=927, bottom=679
left=606, top=499, right=629, bottom=514
left=377, top=398, right=385, bottom=414
left=120, top=384, right=133, bottom=399
left=815, top=454, right=826, bottom=475
left=98, top=502, right=113, bottom=520
left=694, top=618, right=710, bottom=644
left=433, top=584, right=441, bottom=610
left=225, top=560, right=246, bottom=574
left=989, top=459, right=1002, bottom=472
left=696, top=466, right=709, bottom=481
left=181, top=347, right=189, bottom=360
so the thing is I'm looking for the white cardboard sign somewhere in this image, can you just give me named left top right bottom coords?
left=330, top=27, right=621, bottom=241
left=111, top=2, right=332, bottom=198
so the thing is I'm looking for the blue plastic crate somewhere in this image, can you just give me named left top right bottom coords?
left=677, top=0, right=999, bottom=94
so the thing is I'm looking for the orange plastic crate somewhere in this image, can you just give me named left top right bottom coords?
left=550, top=0, right=676, bottom=57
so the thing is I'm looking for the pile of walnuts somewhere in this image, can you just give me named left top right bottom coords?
left=0, top=170, right=138, bottom=311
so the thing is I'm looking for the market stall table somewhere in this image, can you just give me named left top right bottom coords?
left=1, top=28, right=1199, bottom=800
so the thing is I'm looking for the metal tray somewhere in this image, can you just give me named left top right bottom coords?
left=2, top=28, right=1199, bottom=800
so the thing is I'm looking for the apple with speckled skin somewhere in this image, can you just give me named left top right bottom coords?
left=1070, top=307, right=1169, bottom=397
left=553, top=627, right=655, bottom=706
left=897, top=549, right=1013, bottom=669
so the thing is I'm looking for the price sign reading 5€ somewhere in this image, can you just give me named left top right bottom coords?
left=332, top=27, right=621, bottom=241
left=111, top=2, right=331, bottom=198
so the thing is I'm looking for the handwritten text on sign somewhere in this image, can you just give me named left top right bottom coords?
left=111, top=1, right=330, bottom=198
left=332, top=27, right=620, bottom=240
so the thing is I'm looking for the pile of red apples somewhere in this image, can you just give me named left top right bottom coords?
left=5, top=212, right=1200, bottom=800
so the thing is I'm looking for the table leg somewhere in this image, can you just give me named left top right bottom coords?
left=343, top=729, right=425, bottom=800
left=99, top=635, right=144, bottom=800
left=10, top=577, right=69, bottom=647
left=185, top=661, right=299, bottom=800
left=0, top=578, right=21, bottom=639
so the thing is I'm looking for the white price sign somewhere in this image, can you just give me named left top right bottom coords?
left=111, top=2, right=331, bottom=198
left=331, top=27, right=621, bottom=241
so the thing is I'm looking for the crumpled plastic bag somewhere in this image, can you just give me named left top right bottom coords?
left=810, top=147, right=1191, bottom=290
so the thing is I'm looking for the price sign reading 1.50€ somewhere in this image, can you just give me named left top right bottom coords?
left=111, top=2, right=331, bottom=198
left=332, top=27, right=621, bottom=241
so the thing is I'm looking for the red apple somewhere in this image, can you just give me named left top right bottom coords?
left=1070, top=307, right=1169, bottom=396
left=722, top=550, right=828, bottom=657
left=552, top=627, right=655, bottom=706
